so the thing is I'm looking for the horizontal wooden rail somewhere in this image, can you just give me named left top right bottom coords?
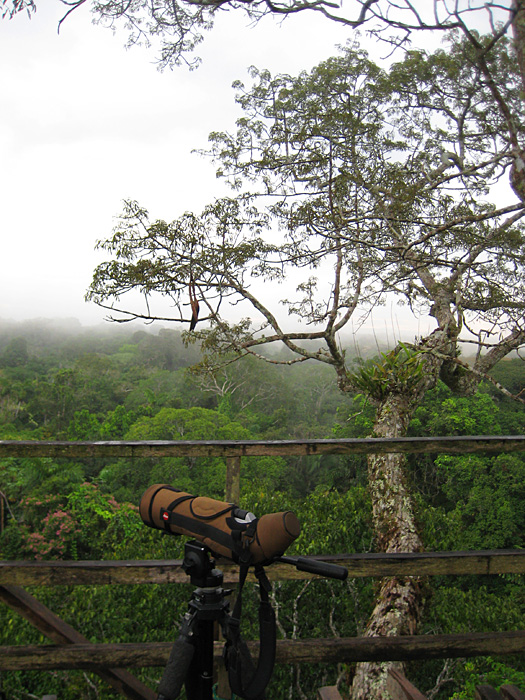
left=1, top=550, right=524, bottom=586
left=1, top=435, right=524, bottom=459
left=2, top=631, right=525, bottom=670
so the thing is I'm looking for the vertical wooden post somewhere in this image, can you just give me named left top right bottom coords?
left=225, top=456, right=241, bottom=503
left=216, top=658, right=233, bottom=700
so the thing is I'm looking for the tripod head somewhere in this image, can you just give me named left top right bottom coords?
left=182, top=541, right=223, bottom=588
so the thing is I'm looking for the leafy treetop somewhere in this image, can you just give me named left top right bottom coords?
left=87, top=37, right=525, bottom=401
left=2, top=0, right=522, bottom=70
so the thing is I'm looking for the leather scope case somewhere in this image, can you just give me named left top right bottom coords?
left=139, top=484, right=300, bottom=563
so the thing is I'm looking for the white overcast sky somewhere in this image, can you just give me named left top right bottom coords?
left=0, top=2, right=447, bottom=339
left=0, top=3, right=352, bottom=326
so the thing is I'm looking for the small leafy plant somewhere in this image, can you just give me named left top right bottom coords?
left=348, top=343, right=424, bottom=402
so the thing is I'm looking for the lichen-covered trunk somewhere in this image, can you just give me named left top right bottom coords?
left=512, top=0, right=525, bottom=95
left=351, top=393, right=425, bottom=700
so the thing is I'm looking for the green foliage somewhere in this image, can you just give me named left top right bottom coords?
left=0, top=336, right=29, bottom=368
left=100, top=404, right=138, bottom=438
left=1, top=323, right=524, bottom=698
left=296, top=486, right=372, bottom=556
left=2, top=456, right=85, bottom=502
left=407, top=385, right=525, bottom=551
left=411, top=387, right=501, bottom=437
left=67, top=408, right=102, bottom=440
left=452, top=659, right=525, bottom=700
left=97, top=406, right=290, bottom=501
left=427, top=583, right=525, bottom=636
left=348, top=344, right=424, bottom=403
left=433, top=453, right=525, bottom=549
left=332, top=393, right=376, bottom=439
left=0, top=482, right=144, bottom=561
left=409, top=579, right=525, bottom=699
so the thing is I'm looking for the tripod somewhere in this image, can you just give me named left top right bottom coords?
left=157, top=540, right=348, bottom=700
left=157, top=541, right=233, bottom=700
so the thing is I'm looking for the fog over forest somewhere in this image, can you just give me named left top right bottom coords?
left=0, top=315, right=428, bottom=362
left=0, top=316, right=505, bottom=363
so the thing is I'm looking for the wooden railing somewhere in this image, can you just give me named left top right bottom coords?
left=1, top=436, right=525, bottom=700
left=2, top=435, right=525, bottom=502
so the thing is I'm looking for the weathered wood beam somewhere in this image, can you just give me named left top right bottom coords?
left=501, top=686, right=525, bottom=700
left=317, top=687, right=344, bottom=700
left=1, top=550, right=524, bottom=586
left=476, top=686, right=504, bottom=700
left=1, top=435, right=524, bottom=459
left=272, top=631, right=525, bottom=663
left=225, top=455, right=241, bottom=503
left=0, top=585, right=155, bottom=700
left=1, top=631, right=525, bottom=670
left=388, top=668, right=429, bottom=700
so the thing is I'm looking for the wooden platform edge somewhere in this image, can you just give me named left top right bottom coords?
left=2, top=630, right=525, bottom=670
left=1, top=550, right=524, bottom=586
left=388, top=668, right=428, bottom=700
left=317, top=687, right=344, bottom=700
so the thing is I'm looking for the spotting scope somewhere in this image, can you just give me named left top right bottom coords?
left=139, top=484, right=348, bottom=579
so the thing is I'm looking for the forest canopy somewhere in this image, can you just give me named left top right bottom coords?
left=0, top=321, right=524, bottom=699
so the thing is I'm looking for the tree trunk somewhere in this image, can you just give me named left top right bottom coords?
left=512, top=0, right=525, bottom=94
left=351, top=394, right=425, bottom=700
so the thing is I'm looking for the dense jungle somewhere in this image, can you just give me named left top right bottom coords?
left=0, top=319, right=524, bottom=700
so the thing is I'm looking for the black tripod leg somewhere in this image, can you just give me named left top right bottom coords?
left=185, top=618, right=215, bottom=700
left=157, top=635, right=195, bottom=700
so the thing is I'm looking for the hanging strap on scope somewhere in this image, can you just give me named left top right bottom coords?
left=223, top=563, right=276, bottom=700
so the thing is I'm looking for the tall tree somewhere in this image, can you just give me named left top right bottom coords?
left=87, top=35, right=525, bottom=699
left=3, top=1, right=522, bottom=71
